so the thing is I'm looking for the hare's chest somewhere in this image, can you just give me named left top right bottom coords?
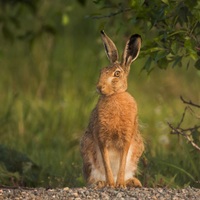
left=96, top=98, right=135, bottom=147
left=98, top=101, right=123, bottom=129
left=97, top=96, right=136, bottom=127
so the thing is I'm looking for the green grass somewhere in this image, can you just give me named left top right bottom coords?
left=0, top=2, right=200, bottom=188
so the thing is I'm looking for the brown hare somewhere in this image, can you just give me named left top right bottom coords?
left=80, top=30, right=144, bottom=188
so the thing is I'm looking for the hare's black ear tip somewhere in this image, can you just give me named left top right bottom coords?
left=130, top=34, right=142, bottom=43
left=131, top=34, right=141, bottom=39
left=100, top=30, right=105, bottom=35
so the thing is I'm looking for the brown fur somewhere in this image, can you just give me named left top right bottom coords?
left=80, top=31, right=144, bottom=188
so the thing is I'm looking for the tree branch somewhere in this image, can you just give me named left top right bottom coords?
left=177, top=106, right=188, bottom=128
left=91, top=8, right=132, bottom=19
left=180, top=96, right=200, bottom=108
left=168, top=96, right=200, bottom=152
left=168, top=122, right=200, bottom=152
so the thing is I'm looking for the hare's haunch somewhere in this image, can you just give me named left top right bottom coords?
left=80, top=31, right=144, bottom=188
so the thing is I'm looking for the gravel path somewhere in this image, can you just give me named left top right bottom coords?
left=0, top=187, right=200, bottom=200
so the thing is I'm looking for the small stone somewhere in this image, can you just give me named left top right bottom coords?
left=116, top=192, right=122, bottom=198
left=100, top=192, right=109, bottom=200
left=72, top=192, right=79, bottom=197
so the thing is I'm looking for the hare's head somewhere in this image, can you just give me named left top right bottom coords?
left=96, top=30, right=141, bottom=96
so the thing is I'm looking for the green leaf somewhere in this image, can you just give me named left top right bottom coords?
left=155, top=50, right=168, bottom=62
left=172, top=56, right=182, bottom=68
left=131, top=0, right=145, bottom=7
left=161, top=0, right=169, bottom=5
left=184, top=37, right=197, bottom=60
left=171, top=42, right=178, bottom=54
left=143, top=56, right=153, bottom=72
left=143, top=47, right=165, bottom=54
left=168, top=30, right=187, bottom=38
left=166, top=53, right=175, bottom=61
left=157, top=58, right=168, bottom=69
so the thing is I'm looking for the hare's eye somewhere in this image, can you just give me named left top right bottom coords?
left=114, top=70, right=120, bottom=77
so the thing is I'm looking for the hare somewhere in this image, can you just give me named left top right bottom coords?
left=80, top=30, right=144, bottom=188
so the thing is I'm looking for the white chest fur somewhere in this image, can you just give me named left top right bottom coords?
left=90, top=143, right=136, bottom=182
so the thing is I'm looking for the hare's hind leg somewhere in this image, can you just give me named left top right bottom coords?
left=81, top=133, right=107, bottom=188
left=125, top=134, right=144, bottom=188
left=80, top=133, right=93, bottom=184
left=126, top=177, right=142, bottom=187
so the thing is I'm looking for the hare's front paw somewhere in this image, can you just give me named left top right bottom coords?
left=94, top=180, right=115, bottom=188
left=116, top=182, right=126, bottom=188
left=116, top=177, right=126, bottom=188
left=126, top=177, right=142, bottom=188
left=106, top=181, right=115, bottom=188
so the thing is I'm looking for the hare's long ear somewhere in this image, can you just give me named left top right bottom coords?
left=121, top=34, right=141, bottom=72
left=100, top=30, right=119, bottom=64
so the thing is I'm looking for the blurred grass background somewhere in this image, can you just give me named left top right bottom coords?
left=0, top=1, right=200, bottom=188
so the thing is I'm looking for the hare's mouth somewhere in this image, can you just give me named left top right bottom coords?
left=96, top=88, right=116, bottom=97
left=96, top=87, right=106, bottom=95
left=96, top=87, right=101, bottom=94
left=96, top=85, right=103, bottom=94
left=96, top=85, right=112, bottom=96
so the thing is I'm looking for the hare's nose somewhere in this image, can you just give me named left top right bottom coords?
left=96, top=85, right=101, bottom=93
left=96, top=84, right=104, bottom=94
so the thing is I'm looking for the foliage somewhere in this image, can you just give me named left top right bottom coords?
left=0, top=0, right=74, bottom=44
left=90, top=0, right=200, bottom=72
left=0, top=145, right=41, bottom=187
left=0, top=0, right=199, bottom=69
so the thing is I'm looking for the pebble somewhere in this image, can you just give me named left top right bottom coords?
left=63, top=187, right=69, bottom=191
left=0, top=187, right=200, bottom=199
